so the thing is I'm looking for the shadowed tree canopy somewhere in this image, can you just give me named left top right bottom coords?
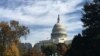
left=41, top=44, right=57, bottom=56
left=81, top=0, right=100, bottom=39
left=31, top=48, right=44, bottom=56
left=69, top=0, right=100, bottom=56
left=57, top=43, right=69, bottom=56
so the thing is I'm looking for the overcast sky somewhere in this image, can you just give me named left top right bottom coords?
left=0, top=0, right=92, bottom=45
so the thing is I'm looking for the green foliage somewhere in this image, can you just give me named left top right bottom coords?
left=41, top=43, right=70, bottom=56
left=41, top=44, right=57, bottom=56
left=57, top=43, right=69, bottom=56
left=69, top=0, right=100, bottom=56
left=32, top=48, right=43, bottom=56
left=81, top=0, right=100, bottom=39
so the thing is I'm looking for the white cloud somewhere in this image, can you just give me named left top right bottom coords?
left=67, top=21, right=83, bottom=31
left=0, top=8, right=36, bottom=25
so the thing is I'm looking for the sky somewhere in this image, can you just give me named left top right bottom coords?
left=0, top=0, right=92, bottom=46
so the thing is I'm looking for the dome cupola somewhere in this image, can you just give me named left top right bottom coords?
left=51, top=15, right=67, bottom=39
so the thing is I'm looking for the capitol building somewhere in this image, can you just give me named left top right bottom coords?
left=34, top=15, right=71, bottom=50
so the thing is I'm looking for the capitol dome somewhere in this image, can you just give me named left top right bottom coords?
left=51, top=15, right=67, bottom=39
left=34, top=15, right=68, bottom=49
left=52, top=23, right=66, bottom=34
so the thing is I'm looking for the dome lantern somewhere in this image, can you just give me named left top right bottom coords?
left=57, top=15, right=60, bottom=23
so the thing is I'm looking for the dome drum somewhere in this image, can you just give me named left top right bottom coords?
left=51, top=33, right=67, bottom=39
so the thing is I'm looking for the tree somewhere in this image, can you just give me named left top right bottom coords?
left=81, top=1, right=100, bottom=56
left=4, top=42, right=19, bottom=56
left=69, top=0, right=100, bottom=56
left=69, top=34, right=85, bottom=56
left=18, top=43, right=32, bottom=56
left=31, top=48, right=43, bottom=56
left=81, top=0, right=100, bottom=39
left=0, top=20, right=29, bottom=56
left=57, top=43, right=68, bottom=56
left=41, top=44, right=57, bottom=56
left=0, top=20, right=29, bottom=47
left=0, top=44, right=4, bottom=56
